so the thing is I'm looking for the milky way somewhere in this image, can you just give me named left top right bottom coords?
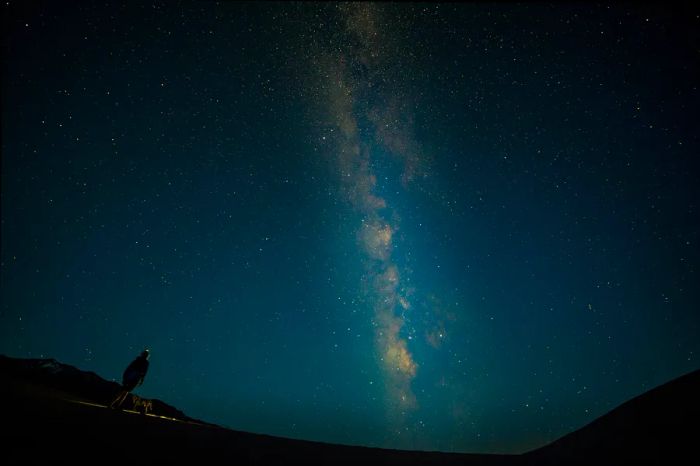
left=311, top=4, right=427, bottom=422
left=2, top=1, right=698, bottom=454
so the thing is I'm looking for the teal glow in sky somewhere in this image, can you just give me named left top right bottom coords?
left=2, top=2, right=699, bottom=454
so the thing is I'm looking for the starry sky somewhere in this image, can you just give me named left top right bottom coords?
left=2, top=1, right=699, bottom=454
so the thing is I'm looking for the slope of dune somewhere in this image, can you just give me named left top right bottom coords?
left=523, top=368, right=699, bottom=465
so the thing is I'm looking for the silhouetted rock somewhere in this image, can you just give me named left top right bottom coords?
left=0, top=354, right=200, bottom=423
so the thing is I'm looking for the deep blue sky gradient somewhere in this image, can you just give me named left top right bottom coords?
left=2, top=2, right=699, bottom=454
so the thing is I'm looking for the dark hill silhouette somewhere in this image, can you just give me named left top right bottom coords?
left=2, top=354, right=698, bottom=465
left=522, top=368, right=700, bottom=465
left=0, top=355, right=199, bottom=423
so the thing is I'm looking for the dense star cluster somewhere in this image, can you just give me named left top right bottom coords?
left=2, top=2, right=698, bottom=454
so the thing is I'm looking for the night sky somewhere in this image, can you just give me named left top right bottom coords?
left=2, top=2, right=699, bottom=454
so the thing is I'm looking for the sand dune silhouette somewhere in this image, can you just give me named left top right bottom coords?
left=3, top=355, right=697, bottom=465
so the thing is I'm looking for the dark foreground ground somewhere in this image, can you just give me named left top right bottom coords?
left=2, top=355, right=698, bottom=465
